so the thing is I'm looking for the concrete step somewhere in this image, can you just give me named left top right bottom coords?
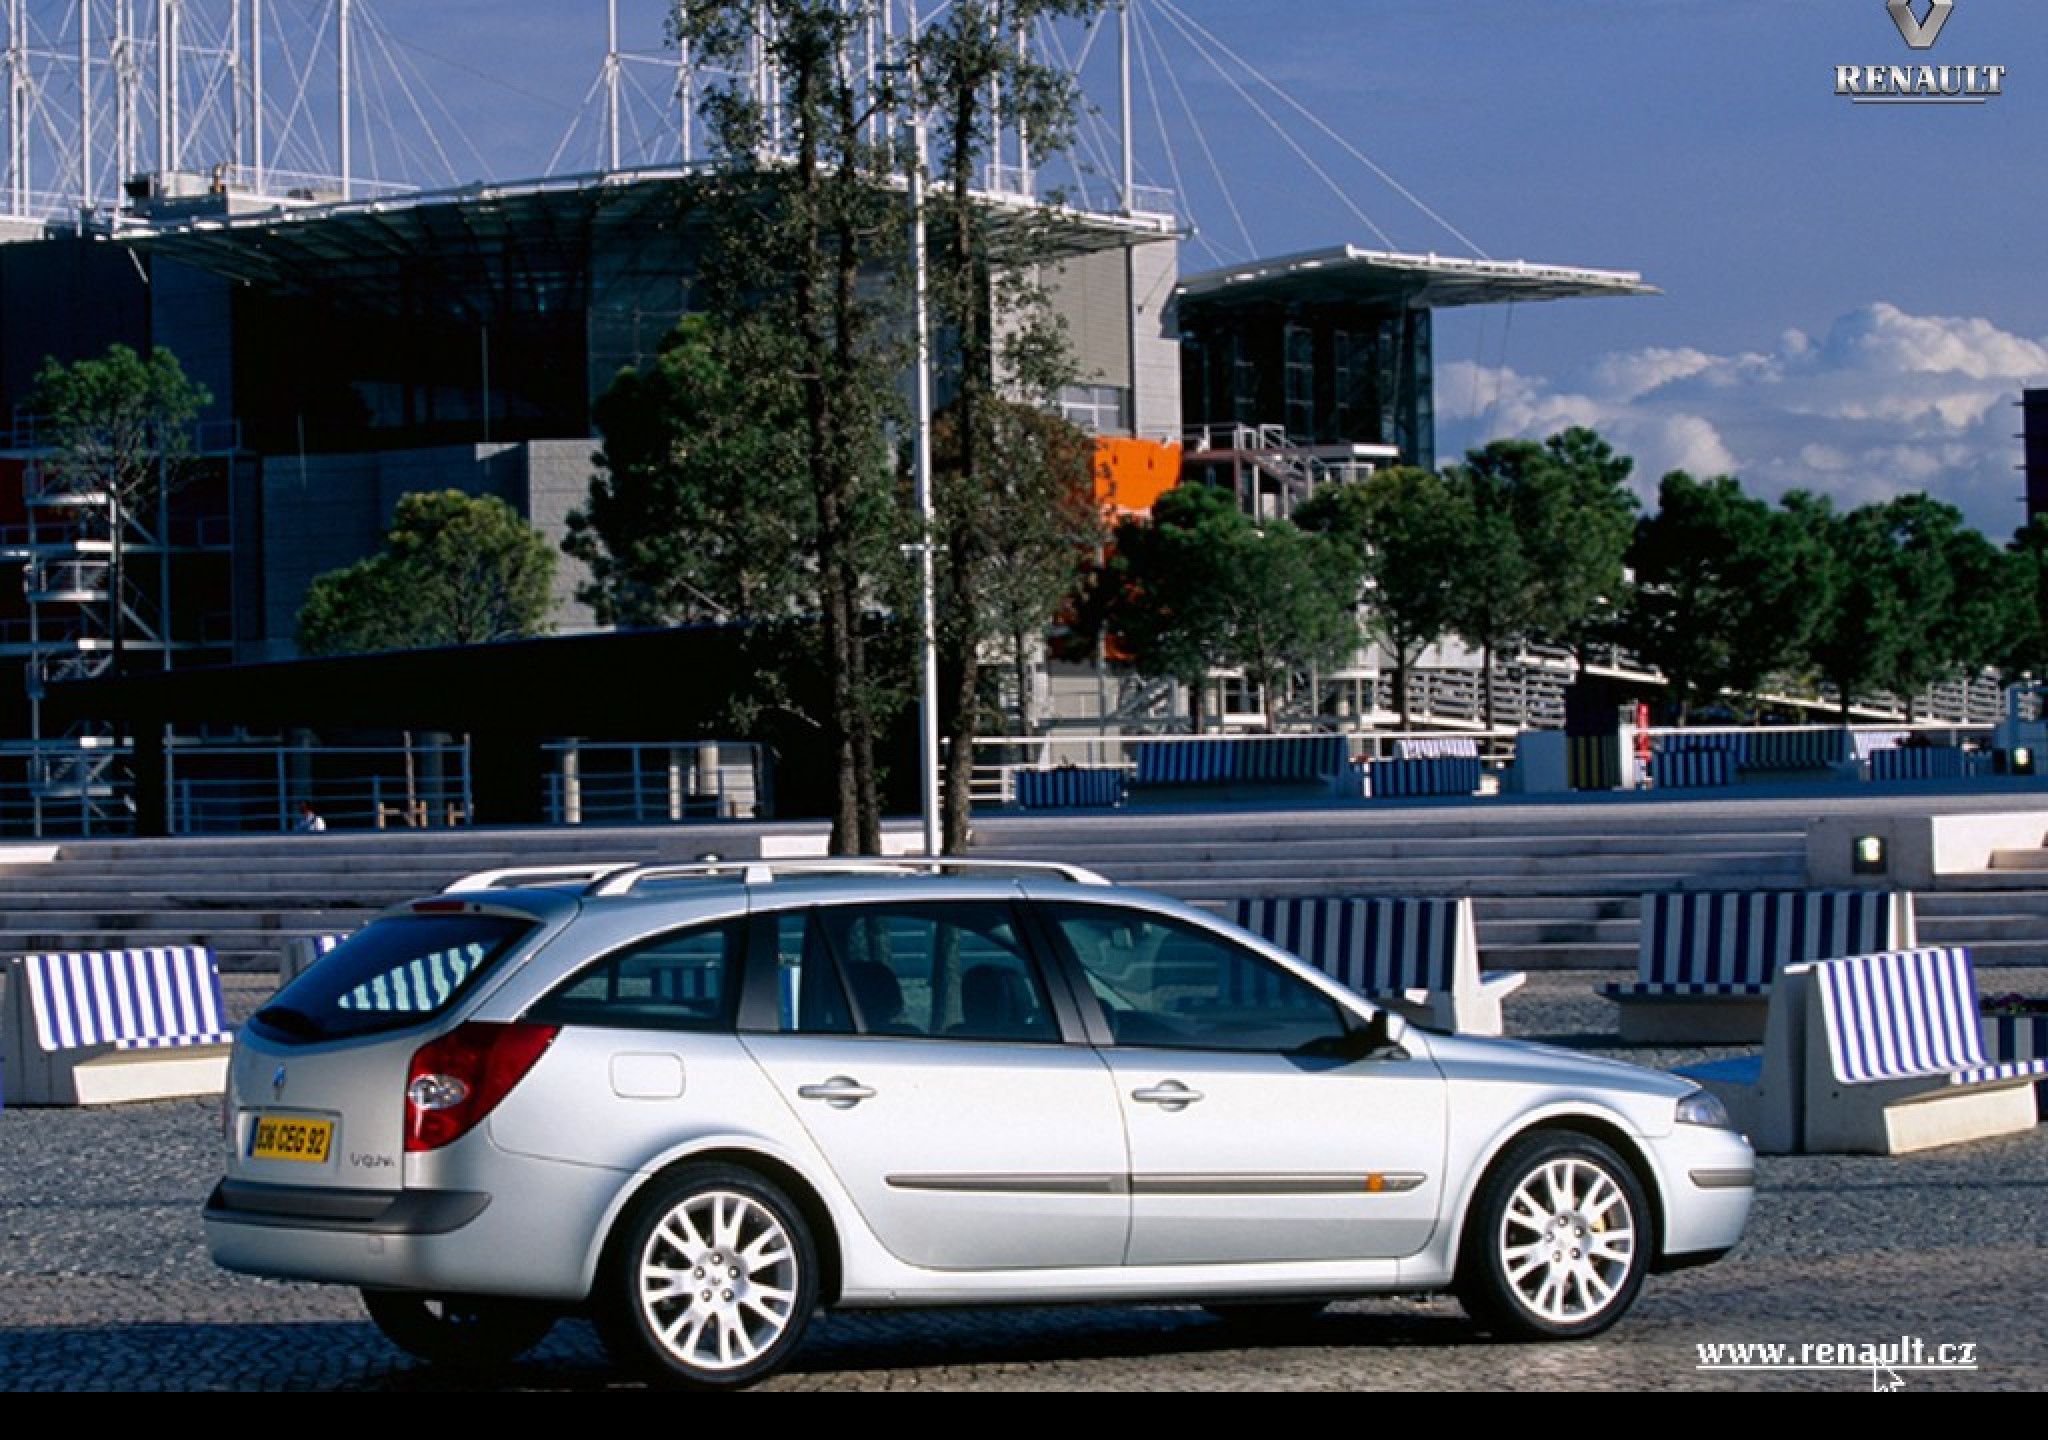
left=1116, top=868, right=1809, bottom=903
left=1482, top=943, right=1639, bottom=974
left=0, top=801, right=2042, bottom=979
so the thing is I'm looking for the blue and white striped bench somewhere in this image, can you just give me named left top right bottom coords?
left=1232, top=896, right=1524, bottom=1036
left=1012, top=767, right=1126, bottom=810
left=1852, top=730, right=1911, bottom=761
left=1133, top=739, right=1238, bottom=786
left=1602, top=889, right=1916, bottom=1044
left=1648, top=749, right=1735, bottom=789
left=1131, top=736, right=1350, bottom=789
left=1655, top=728, right=1851, bottom=775
left=2, top=947, right=233, bottom=1106
left=1868, top=745, right=1972, bottom=782
left=1367, top=755, right=1483, bottom=799
left=1659, top=731, right=1747, bottom=763
left=1393, top=736, right=1480, bottom=761
left=1743, top=728, right=1851, bottom=772
left=1234, top=734, right=1350, bottom=782
left=1682, top=948, right=2048, bottom=1155
left=278, top=933, right=346, bottom=988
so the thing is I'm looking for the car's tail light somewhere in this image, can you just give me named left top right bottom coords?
left=404, top=1022, right=559, bottom=1153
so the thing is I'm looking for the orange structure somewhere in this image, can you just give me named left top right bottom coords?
left=1093, top=435, right=1182, bottom=518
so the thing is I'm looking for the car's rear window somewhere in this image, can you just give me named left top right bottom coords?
left=250, top=913, right=536, bottom=1044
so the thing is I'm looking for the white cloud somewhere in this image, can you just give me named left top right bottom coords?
left=1438, top=303, right=2048, bottom=537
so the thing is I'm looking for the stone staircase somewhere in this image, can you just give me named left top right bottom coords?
left=968, top=798, right=2048, bottom=971
left=0, top=828, right=726, bottom=971
left=0, top=792, right=2043, bottom=974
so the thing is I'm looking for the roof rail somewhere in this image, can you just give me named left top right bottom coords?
left=443, top=862, right=639, bottom=894
left=584, top=856, right=1113, bottom=898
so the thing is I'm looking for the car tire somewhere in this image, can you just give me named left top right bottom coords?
left=360, top=1290, right=557, bottom=1367
left=1455, top=1132, right=1649, bottom=1341
left=600, top=1163, right=820, bottom=1390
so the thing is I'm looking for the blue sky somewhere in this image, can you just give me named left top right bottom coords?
left=367, top=1, right=2048, bottom=538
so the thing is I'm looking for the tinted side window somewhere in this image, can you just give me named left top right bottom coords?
left=783, top=901, right=1056, bottom=1042
left=1046, top=904, right=1350, bottom=1054
left=529, top=919, right=743, bottom=1031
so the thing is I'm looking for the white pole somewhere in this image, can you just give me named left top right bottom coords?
left=79, top=0, right=91, bottom=220
left=252, top=0, right=265, bottom=192
left=1119, top=0, right=1133, bottom=211
left=337, top=0, right=350, bottom=199
left=10, top=0, right=26, bottom=216
left=227, top=0, right=241, bottom=183
left=116, top=0, right=134, bottom=195
left=605, top=0, right=620, bottom=171
left=157, top=0, right=173, bottom=176
left=905, top=3, right=940, bottom=857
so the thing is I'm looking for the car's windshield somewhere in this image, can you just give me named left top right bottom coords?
left=250, top=913, right=535, bottom=1044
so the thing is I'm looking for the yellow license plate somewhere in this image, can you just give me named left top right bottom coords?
left=249, top=1116, right=335, bottom=1164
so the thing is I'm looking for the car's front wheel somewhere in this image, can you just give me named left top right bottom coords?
left=600, top=1163, right=820, bottom=1389
left=1456, top=1132, right=1649, bottom=1340
left=360, top=1290, right=557, bottom=1367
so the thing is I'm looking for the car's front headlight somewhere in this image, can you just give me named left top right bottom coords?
left=1675, top=1087, right=1734, bottom=1130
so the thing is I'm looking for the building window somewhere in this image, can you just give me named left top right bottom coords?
left=1058, top=384, right=1130, bottom=435
left=1284, top=324, right=1316, bottom=440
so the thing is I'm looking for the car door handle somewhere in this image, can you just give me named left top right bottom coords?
left=1131, top=1081, right=1204, bottom=1112
left=798, top=1077, right=877, bottom=1110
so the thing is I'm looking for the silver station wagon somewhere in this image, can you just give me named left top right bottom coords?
left=204, top=860, right=1754, bottom=1388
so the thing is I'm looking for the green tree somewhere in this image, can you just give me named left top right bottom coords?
left=1874, top=494, right=2011, bottom=719
left=1219, top=518, right=1358, bottom=728
left=297, top=490, right=557, bottom=655
left=676, top=0, right=915, bottom=854
left=2004, top=515, right=2048, bottom=679
left=932, top=399, right=1103, bottom=743
left=568, top=315, right=812, bottom=627
left=1790, top=493, right=1895, bottom=722
left=1623, top=472, right=1820, bottom=721
left=28, top=343, right=213, bottom=665
left=1102, top=485, right=1243, bottom=731
left=1443, top=441, right=1544, bottom=728
left=1105, top=485, right=1354, bottom=732
left=1295, top=467, right=1467, bottom=729
left=1933, top=522, right=2023, bottom=695
left=1772, top=492, right=2019, bottom=723
left=912, top=0, right=1115, bottom=852
left=1525, top=427, right=1639, bottom=664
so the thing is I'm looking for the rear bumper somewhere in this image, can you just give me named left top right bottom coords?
left=204, top=1178, right=489, bottom=1235
left=202, top=1161, right=616, bottom=1303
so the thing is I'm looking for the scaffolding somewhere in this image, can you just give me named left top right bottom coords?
left=0, top=417, right=235, bottom=834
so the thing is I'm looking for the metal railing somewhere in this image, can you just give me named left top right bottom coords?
left=968, top=729, right=1521, bottom=809
left=541, top=741, right=767, bottom=825
left=0, top=737, right=771, bottom=837
left=162, top=742, right=475, bottom=834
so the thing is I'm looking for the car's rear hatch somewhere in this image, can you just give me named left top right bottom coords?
left=217, top=907, right=547, bottom=1200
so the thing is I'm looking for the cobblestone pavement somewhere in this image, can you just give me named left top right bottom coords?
left=3, top=972, right=2046, bottom=1391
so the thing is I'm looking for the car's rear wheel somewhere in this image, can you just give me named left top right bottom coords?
left=1456, top=1132, right=1649, bottom=1340
left=601, top=1163, right=819, bottom=1389
left=360, top=1290, right=557, bottom=1367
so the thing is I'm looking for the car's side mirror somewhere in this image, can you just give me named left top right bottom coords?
left=1332, top=1006, right=1409, bottom=1063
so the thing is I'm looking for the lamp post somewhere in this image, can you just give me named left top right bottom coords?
left=901, top=16, right=943, bottom=859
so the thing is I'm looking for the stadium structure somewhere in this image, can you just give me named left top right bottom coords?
left=0, top=2, right=1704, bottom=835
